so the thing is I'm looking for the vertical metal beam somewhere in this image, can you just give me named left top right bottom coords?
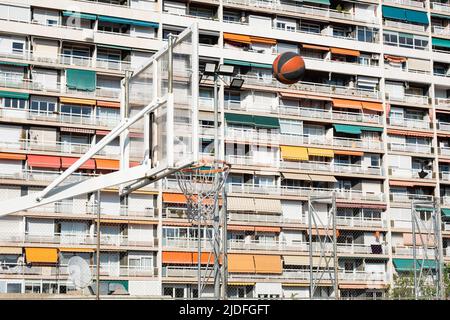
left=412, top=203, right=418, bottom=299
left=308, top=197, right=314, bottom=299
left=435, top=198, right=445, bottom=299
left=221, top=187, right=228, bottom=300
left=96, top=190, right=101, bottom=300
left=332, top=192, right=339, bottom=300
left=213, top=74, right=221, bottom=299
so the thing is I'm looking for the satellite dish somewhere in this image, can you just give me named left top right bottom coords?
left=68, top=256, right=93, bottom=290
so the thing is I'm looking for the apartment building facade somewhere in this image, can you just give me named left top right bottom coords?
left=0, top=0, right=449, bottom=299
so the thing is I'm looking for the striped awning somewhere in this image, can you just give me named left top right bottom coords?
left=254, top=198, right=282, bottom=213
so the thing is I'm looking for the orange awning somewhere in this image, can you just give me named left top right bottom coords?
left=330, top=47, right=360, bottom=57
left=253, top=255, right=282, bottom=274
left=60, top=97, right=96, bottom=105
left=279, top=91, right=332, bottom=101
left=163, top=221, right=192, bottom=227
left=332, top=99, right=363, bottom=109
left=228, top=254, right=255, bottom=273
left=302, top=44, right=329, bottom=51
left=362, top=102, right=383, bottom=112
left=389, top=180, right=415, bottom=187
left=162, top=251, right=193, bottom=264
left=224, top=33, right=251, bottom=44
left=228, top=225, right=255, bottom=232
left=254, top=226, right=281, bottom=233
left=95, top=159, right=119, bottom=170
left=97, top=100, right=120, bottom=108
left=249, top=36, right=277, bottom=45
left=336, top=202, right=387, bottom=210
left=61, top=157, right=96, bottom=170
left=192, top=252, right=222, bottom=265
left=25, top=248, right=58, bottom=264
left=387, top=129, right=433, bottom=138
left=96, top=130, right=110, bottom=136
left=0, top=153, right=26, bottom=160
left=27, top=155, right=61, bottom=169
left=163, top=193, right=187, bottom=204
left=384, top=55, right=407, bottom=63
left=334, top=150, right=364, bottom=156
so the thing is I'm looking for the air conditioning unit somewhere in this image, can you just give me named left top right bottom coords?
left=82, top=29, right=94, bottom=41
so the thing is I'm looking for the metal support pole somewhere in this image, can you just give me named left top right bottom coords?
left=221, top=187, right=228, bottom=300
left=213, top=73, right=221, bottom=299
left=197, top=216, right=201, bottom=299
left=412, top=204, right=418, bottom=299
left=308, top=198, right=314, bottom=299
left=331, top=192, right=339, bottom=300
left=435, top=198, right=445, bottom=299
left=96, top=190, right=101, bottom=300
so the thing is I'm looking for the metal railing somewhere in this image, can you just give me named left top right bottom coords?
left=384, top=0, right=425, bottom=8
left=385, top=93, right=430, bottom=105
left=388, top=142, right=432, bottom=154
left=389, top=193, right=434, bottom=203
left=388, top=117, right=431, bottom=130
left=384, top=20, right=427, bottom=32
left=388, top=167, right=434, bottom=179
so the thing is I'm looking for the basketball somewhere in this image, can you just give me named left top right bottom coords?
left=272, top=52, right=305, bottom=85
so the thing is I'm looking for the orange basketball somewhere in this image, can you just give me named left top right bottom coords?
left=272, top=52, right=305, bottom=85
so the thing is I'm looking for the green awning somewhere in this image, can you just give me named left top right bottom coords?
left=100, top=280, right=129, bottom=292
left=416, top=207, right=434, bottom=212
left=405, top=9, right=429, bottom=25
left=98, top=15, right=158, bottom=28
left=360, top=126, right=384, bottom=132
left=303, top=0, right=330, bottom=5
left=253, top=115, right=280, bottom=129
left=420, top=259, right=437, bottom=269
left=442, top=208, right=450, bottom=218
left=382, top=6, right=429, bottom=25
left=224, top=59, right=272, bottom=69
left=62, top=11, right=97, bottom=21
left=431, top=13, right=450, bottom=20
left=0, top=61, right=28, bottom=67
left=0, top=91, right=29, bottom=99
left=393, top=258, right=419, bottom=272
left=432, top=37, right=450, bottom=49
left=333, top=124, right=361, bottom=135
left=224, top=113, right=254, bottom=126
left=382, top=5, right=406, bottom=21
left=66, top=69, right=96, bottom=92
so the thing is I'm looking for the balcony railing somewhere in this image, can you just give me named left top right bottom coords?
left=393, top=246, right=437, bottom=257
left=237, top=74, right=380, bottom=100
left=431, top=2, right=450, bottom=13
left=432, top=25, right=450, bottom=37
left=384, top=20, right=427, bottom=32
left=384, top=0, right=425, bottom=8
left=386, top=93, right=430, bottom=105
left=390, top=193, right=434, bottom=203
left=0, top=169, right=95, bottom=185
left=388, top=167, right=434, bottom=180
left=439, top=147, right=450, bottom=157
left=335, top=216, right=387, bottom=228
left=435, top=98, right=450, bottom=108
left=388, top=142, right=432, bottom=154
left=388, top=117, right=431, bottom=130
left=437, top=121, right=450, bottom=132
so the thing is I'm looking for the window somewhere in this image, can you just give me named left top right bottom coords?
left=12, top=42, right=24, bottom=54
left=299, top=23, right=320, bottom=34
left=61, top=104, right=92, bottom=117
left=46, top=19, right=58, bottom=26
left=369, top=155, right=380, bottom=167
left=3, top=98, right=26, bottom=109
left=357, top=27, right=376, bottom=43
left=30, top=99, right=55, bottom=115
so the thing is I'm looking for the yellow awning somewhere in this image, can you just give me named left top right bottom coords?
left=307, top=148, right=334, bottom=158
left=25, top=248, right=58, bottom=263
left=60, top=97, right=96, bottom=105
left=280, top=146, right=308, bottom=161
left=0, top=246, right=22, bottom=254
left=228, top=282, right=256, bottom=286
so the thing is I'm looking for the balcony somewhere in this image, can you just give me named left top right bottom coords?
left=222, top=0, right=378, bottom=24
left=229, top=212, right=303, bottom=224
left=388, top=117, right=431, bottom=130
left=384, top=20, right=427, bottom=33
left=431, top=2, right=450, bottom=13
left=393, top=246, right=437, bottom=258
left=0, top=50, right=131, bottom=73
left=0, top=107, right=121, bottom=128
left=440, top=171, right=450, bottom=183
left=388, top=142, right=433, bottom=154
left=385, top=93, right=430, bottom=106
left=384, top=0, right=425, bottom=8
left=0, top=76, right=121, bottom=100
left=389, top=193, right=434, bottom=203
left=238, top=74, right=380, bottom=100
left=390, top=218, right=435, bottom=229
left=226, top=183, right=385, bottom=202
left=389, top=167, right=434, bottom=180
left=432, top=25, right=450, bottom=37
left=335, top=216, right=387, bottom=228
left=435, top=98, right=450, bottom=108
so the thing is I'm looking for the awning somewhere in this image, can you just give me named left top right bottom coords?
left=405, top=9, right=429, bottom=25
left=228, top=282, right=255, bottom=286
left=230, top=169, right=254, bottom=175
left=302, top=44, right=329, bottom=51
left=228, top=225, right=255, bottom=231
left=62, top=11, right=97, bottom=20
left=0, top=247, right=22, bottom=254
left=283, top=255, right=333, bottom=267
left=308, top=174, right=337, bottom=182
left=61, top=157, right=96, bottom=170
left=307, top=148, right=334, bottom=158
left=249, top=36, right=277, bottom=45
left=228, top=254, right=255, bottom=273
left=442, top=208, right=450, bottom=218
left=98, top=15, right=159, bottom=28
left=60, top=127, right=95, bottom=134
left=389, top=180, right=415, bottom=187
left=162, top=193, right=187, bottom=204
left=193, top=252, right=222, bottom=265
left=393, top=258, right=419, bottom=272
left=27, top=155, right=61, bottom=169
left=382, top=6, right=429, bottom=25
left=337, top=202, right=387, bottom=210
left=95, top=159, right=119, bottom=170
left=227, top=197, right=255, bottom=211
left=304, top=0, right=330, bottom=5
left=0, top=91, right=29, bottom=99
left=60, top=97, right=96, bottom=105
left=332, top=99, right=362, bottom=110
left=279, top=91, right=332, bottom=101
left=0, top=61, right=28, bottom=67
left=384, top=55, right=407, bottom=63
left=59, top=248, right=95, bottom=253
left=334, top=150, right=364, bottom=156
left=224, top=113, right=254, bottom=126
left=387, top=129, right=433, bottom=138
left=330, top=47, right=360, bottom=57
left=162, top=251, right=193, bottom=264
left=333, top=124, right=362, bottom=135
left=253, top=115, right=280, bottom=129
left=254, top=255, right=282, bottom=274
left=224, top=59, right=272, bottom=69
left=0, top=153, right=26, bottom=160
left=281, top=172, right=311, bottom=180
left=432, top=37, right=450, bottom=49
left=431, top=13, right=450, bottom=20
left=25, top=248, right=58, bottom=264
left=254, top=226, right=281, bottom=233
left=66, top=69, right=96, bottom=92
left=280, top=146, right=309, bottom=161
left=254, top=199, right=282, bottom=214
left=362, top=102, right=383, bottom=112
left=224, top=33, right=251, bottom=44
left=97, top=100, right=120, bottom=108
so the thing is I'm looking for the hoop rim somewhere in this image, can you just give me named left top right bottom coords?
left=177, top=157, right=231, bottom=174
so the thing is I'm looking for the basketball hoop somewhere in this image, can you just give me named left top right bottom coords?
left=175, top=157, right=230, bottom=222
